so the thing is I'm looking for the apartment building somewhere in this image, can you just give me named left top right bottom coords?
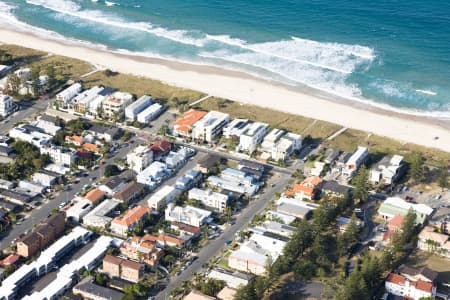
left=55, top=83, right=81, bottom=105
left=370, top=154, right=406, bottom=186
left=125, top=95, right=152, bottom=121
left=102, top=255, right=143, bottom=283
left=191, top=110, right=230, bottom=142
left=136, top=103, right=163, bottom=124
left=126, top=145, right=154, bottom=173
left=165, top=203, right=211, bottom=227
left=148, top=185, right=180, bottom=210
left=188, top=188, right=229, bottom=212
left=0, top=94, right=15, bottom=117
left=110, top=205, right=152, bottom=236
left=40, top=145, right=77, bottom=165
left=237, top=122, right=269, bottom=154
left=173, top=109, right=207, bottom=138
left=342, top=146, right=369, bottom=178
left=101, top=92, right=134, bottom=118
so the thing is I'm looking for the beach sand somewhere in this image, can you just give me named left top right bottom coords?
left=0, top=28, right=449, bottom=152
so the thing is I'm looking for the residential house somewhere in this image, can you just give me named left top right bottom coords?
left=101, top=92, right=134, bottom=118
left=65, top=135, right=84, bottom=146
left=271, top=132, right=302, bottom=162
left=82, top=142, right=101, bottom=153
left=217, top=287, right=237, bottom=300
left=170, top=222, right=201, bottom=238
left=260, top=128, right=286, bottom=154
left=40, top=145, right=77, bottom=165
left=142, top=233, right=186, bottom=248
left=148, top=185, right=181, bottom=210
left=378, top=197, right=433, bottom=224
left=285, top=176, right=323, bottom=200
left=102, top=255, right=143, bottom=283
left=237, top=122, right=269, bottom=154
left=173, top=109, right=207, bottom=138
left=32, top=172, right=57, bottom=187
left=183, top=290, right=216, bottom=300
left=175, top=169, right=202, bottom=191
left=342, top=146, right=368, bottom=178
left=385, top=273, right=436, bottom=300
left=125, top=95, right=153, bottom=121
left=370, top=155, right=406, bottom=186
left=276, top=197, right=319, bottom=219
left=113, top=181, right=145, bottom=203
left=18, top=180, right=45, bottom=194
left=56, top=83, right=82, bottom=106
left=207, top=168, right=260, bottom=196
left=86, top=124, right=121, bottom=142
left=188, top=188, right=229, bottom=212
left=165, top=148, right=190, bottom=169
left=398, top=264, right=439, bottom=284
left=321, top=180, right=352, bottom=198
left=149, top=140, right=172, bottom=160
left=66, top=198, right=94, bottom=223
left=126, top=145, right=154, bottom=173
left=9, top=125, right=52, bottom=147
left=119, top=235, right=164, bottom=266
left=110, top=205, right=152, bottom=236
left=72, top=85, right=104, bottom=113
left=136, top=161, right=169, bottom=189
left=73, top=276, right=124, bottom=300
left=0, top=179, right=14, bottom=190
left=99, top=176, right=126, bottom=196
left=191, top=110, right=230, bottom=143
left=417, top=226, right=450, bottom=257
left=136, top=103, right=163, bottom=124
left=195, top=154, right=221, bottom=174
left=83, top=199, right=120, bottom=228
left=84, top=188, right=105, bottom=205
left=223, top=118, right=250, bottom=139
left=0, top=189, right=32, bottom=205
left=0, top=95, right=15, bottom=117
left=207, top=269, right=253, bottom=289
left=165, top=203, right=211, bottom=227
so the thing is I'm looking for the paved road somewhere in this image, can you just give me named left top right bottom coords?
left=155, top=171, right=292, bottom=300
left=0, top=99, right=50, bottom=134
left=0, top=140, right=130, bottom=251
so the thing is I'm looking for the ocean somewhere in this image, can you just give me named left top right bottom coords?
left=1, top=0, right=449, bottom=117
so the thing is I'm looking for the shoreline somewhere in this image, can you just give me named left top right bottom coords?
left=0, top=28, right=449, bottom=152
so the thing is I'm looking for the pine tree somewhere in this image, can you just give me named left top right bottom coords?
left=352, top=165, right=370, bottom=202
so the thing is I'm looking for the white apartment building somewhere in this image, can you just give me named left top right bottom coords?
left=0, top=94, right=14, bottom=117
left=188, top=188, right=228, bottom=212
left=370, top=155, right=406, bottom=185
left=271, top=132, right=302, bottom=161
left=148, top=185, right=181, bottom=210
left=32, top=172, right=57, bottom=187
left=102, top=92, right=134, bottom=118
left=342, top=146, right=369, bottom=178
left=192, top=111, right=230, bottom=143
left=237, top=122, right=269, bottom=154
left=56, top=83, right=82, bottom=105
left=165, top=203, right=211, bottom=227
left=126, top=145, right=153, bottom=173
left=136, top=103, right=163, bottom=124
left=223, top=119, right=249, bottom=138
left=72, top=86, right=104, bottom=113
left=385, top=273, right=435, bottom=300
left=9, top=126, right=52, bottom=147
left=40, top=145, right=77, bottom=165
left=136, top=161, right=168, bottom=189
left=125, top=95, right=153, bottom=121
left=260, top=128, right=286, bottom=153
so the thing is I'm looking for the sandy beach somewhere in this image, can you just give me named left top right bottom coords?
left=0, top=28, right=449, bottom=152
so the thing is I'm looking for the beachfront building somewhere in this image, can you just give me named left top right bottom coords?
left=101, top=92, right=134, bottom=119
left=0, top=95, right=15, bottom=117
left=125, top=95, right=153, bottom=121
left=110, top=205, right=152, bottom=236
left=342, top=146, right=369, bottom=178
left=188, top=188, right=229, bottom=212
left=40, top=145, right=77, bottom=165
left=173, top=109, right=208, bottom=138
left=223, top=119, right=250, bottom=139
left=148, top=185, right=181, bottom=210
left=136, top=103, right=163, bottom=124
left=237, top=122, right=269, bottom=154
left=165, top=203, right=211, bottom=227
left=378, top=197, right=433, bottom=224
left=72, top=85, right=104, bottom=113
left=126, top=145, right=154, bottom=173
left=385, top=273, right=436, bottom=300
left=191, top=110, right=230, bottom=143
left=370, top=155, right=406, bottom=186
left=260, top=129, right=302, bottom=161
left=55, top=83, right=82, bottom=106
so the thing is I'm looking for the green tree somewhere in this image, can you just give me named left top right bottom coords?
left=336, top=269, right=369, bottom=300
left=293, top=260, right=316, bottom=281
left=95, top=273, right=109, bottom=286
left=234, top=281, right=258, bottom=300
left=0, top=50, right=12, bottom=64
left=104, top=164, right=120, bottom=177
left=352, top=165, right=370, bottom=202
left=7, top=73, right=21, bottom=94
left=400, top=209, right=417, bottom=246
left=198, top=278, right=225, bottom=297
left=30, top=66, right=41, bottom=96
left=437, top=166, right=449, bottom=190
left=410, top=152, right=425, bottom=182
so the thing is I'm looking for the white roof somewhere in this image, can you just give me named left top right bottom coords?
left=125, top=95, right=152, bottom=112
left=346, top=146, right=368, bottom=165
left=384, top=197, right=433, bottom=216
left=56, top=83, right=81, bottom=98
left=66, top=198, right=93, bottom=219
left=242, top=122, right=268, bottom=137
left=194, top=110, right=229, bottom=129
left=207, top=270, right=250, bottom=289
left=137, top=103, right=162, bottom=118
left=73, top=86, right=103, bottom=105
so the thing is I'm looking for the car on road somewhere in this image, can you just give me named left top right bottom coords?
left=225, top=240, right=232, bottom=245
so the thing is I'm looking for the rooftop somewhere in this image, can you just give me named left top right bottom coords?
left=112, top=205, right=151, bottom=227
left=174, top=109, right=208, bottom=133
left=84, top=188, right=105, bottom=204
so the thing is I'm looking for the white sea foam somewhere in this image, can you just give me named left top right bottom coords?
left=105, top=1, right=117, bottom=6
left=25, top=0, right=208, bottom=47
left=416, top=89, right=437, bottom=96
left=206, top=34, right=247, bottom=47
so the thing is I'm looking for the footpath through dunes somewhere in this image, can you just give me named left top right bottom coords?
left=0, top=28, right=449, bottom=153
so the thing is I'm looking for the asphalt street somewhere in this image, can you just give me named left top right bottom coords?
left=155, top=171, right=292, bottom=300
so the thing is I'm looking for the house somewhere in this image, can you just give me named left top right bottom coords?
left=16, top=212, right=66, bottom=257
left=84, top=188, right=105, bottom=205
left=136, top=103, right=163, bottom=124
left=136, top=161, right=169, bottom=189
left=223, top=118, right=250, bottom=139
left=83, top=199, right=120, bottom=228
left=125, top=95, right=153, bottom=121
left=236, top=122, right=269, bottom=154
left=126, top=145, right=153, bottom=173
left=173, top=109, right=208, bottom=138
left=73, top=276, right=124, bottom=300
left=33, top=119, right=61, bottom=136
left=0, top=189, right=32, bottom=205
left=113, top=181, right=145, bottom=203
left=342, top=146, right=368, bottom=178
left=86, top=124, right=121, bottom=142
left=102, top=255, right=143, bottom=283
left=82, top=142, right=101, bottom=153
left=40, top=145, right=77, bottom=165
left=324, top=148, right=340, bottom=164
left=217, top=287, right=237, bottom=300
left=192, top=110, right=230, bottom=142
left=110, top=205, right=152, bottom=236
left=165, top=148, right=189, bottom=169
left=183, top=290, right=216, bottom=300
left=18, top=180, right=46, bottom=194
left=207, top=269, right=253, bottom=289
left=385, top=273, right=436, bottom=300
left=56, top=83, right=82, bottom=106
left=378, top=197, right=433, bottom=224
left=398, top=265, right=439, bottom=284
left=149, top=140, right=172, bottom=159
left=9, top=125, right=52, bottom=147
left=370, top=155, right=406, bottom=186
left=260, top=129, right=302, bottom=161
left=276, top=197, right=319, bottom=219
left=188, top=188, right=229, bottom=212
left=175, top=169, right=202, bottom=191
left=165, top=203, right=211, bottom=227
left=0, top=199, right=20, bottom=212
left=260, top=128, right=286, bottom=153
left=170, top=222, right=201, bottom=238
left=148, top=185, right=181, bottom=210
left=285, top=176, right=323, bottom=200
left=66, top=198, right=94, bottom=223
left=65, top=135, right=84, bottom=146
left=0, top=178, right=14, bottom=190
left=0, top=145, right=13, bottom=158
left=207, top=168, right=260, bottom=196
left=0, top=95, right=15, bottom=117
left=72, top=85, right=105, bottom=113
left=32, top=172, right=57, bottom=187
left=99, top=176, right=126, bottom=196
left=119, top=235, right=164, bottom=266
left=417, top=226, right=450, bottom=257
left=251, top=221, right=296, bottom=238
left=321, top=180, right=352, bottom=198
left=195, top=154, right=221, bottom=174
left=143, top=233, right=187, bottom=248
left=101, top=92, right=134, bottom=118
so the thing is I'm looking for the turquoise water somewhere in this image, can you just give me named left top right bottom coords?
left=1, top=0, right=449, bottom=116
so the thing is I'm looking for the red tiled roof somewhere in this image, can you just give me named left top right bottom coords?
left=387, top=273, right=406, bottom=285
left=174, top=109, right=207, bottom=134
left=82, top=142, right=100, bottom=153
left=415, top=279, right=433, bottom=293
left=1, top=254, right=19, bottom=266
left=149, top=140, right=171, bottom=156
left=85, top=188, right=104, bottom=204
left=386, top=273, right=433, bottom=293
left=285, top=176, right=323, bottom=198
left=388, top=215, right=405, bottom=230
left=112, top=205, right=151, bottom=228
left=65, top=135, right=83, bottom=143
